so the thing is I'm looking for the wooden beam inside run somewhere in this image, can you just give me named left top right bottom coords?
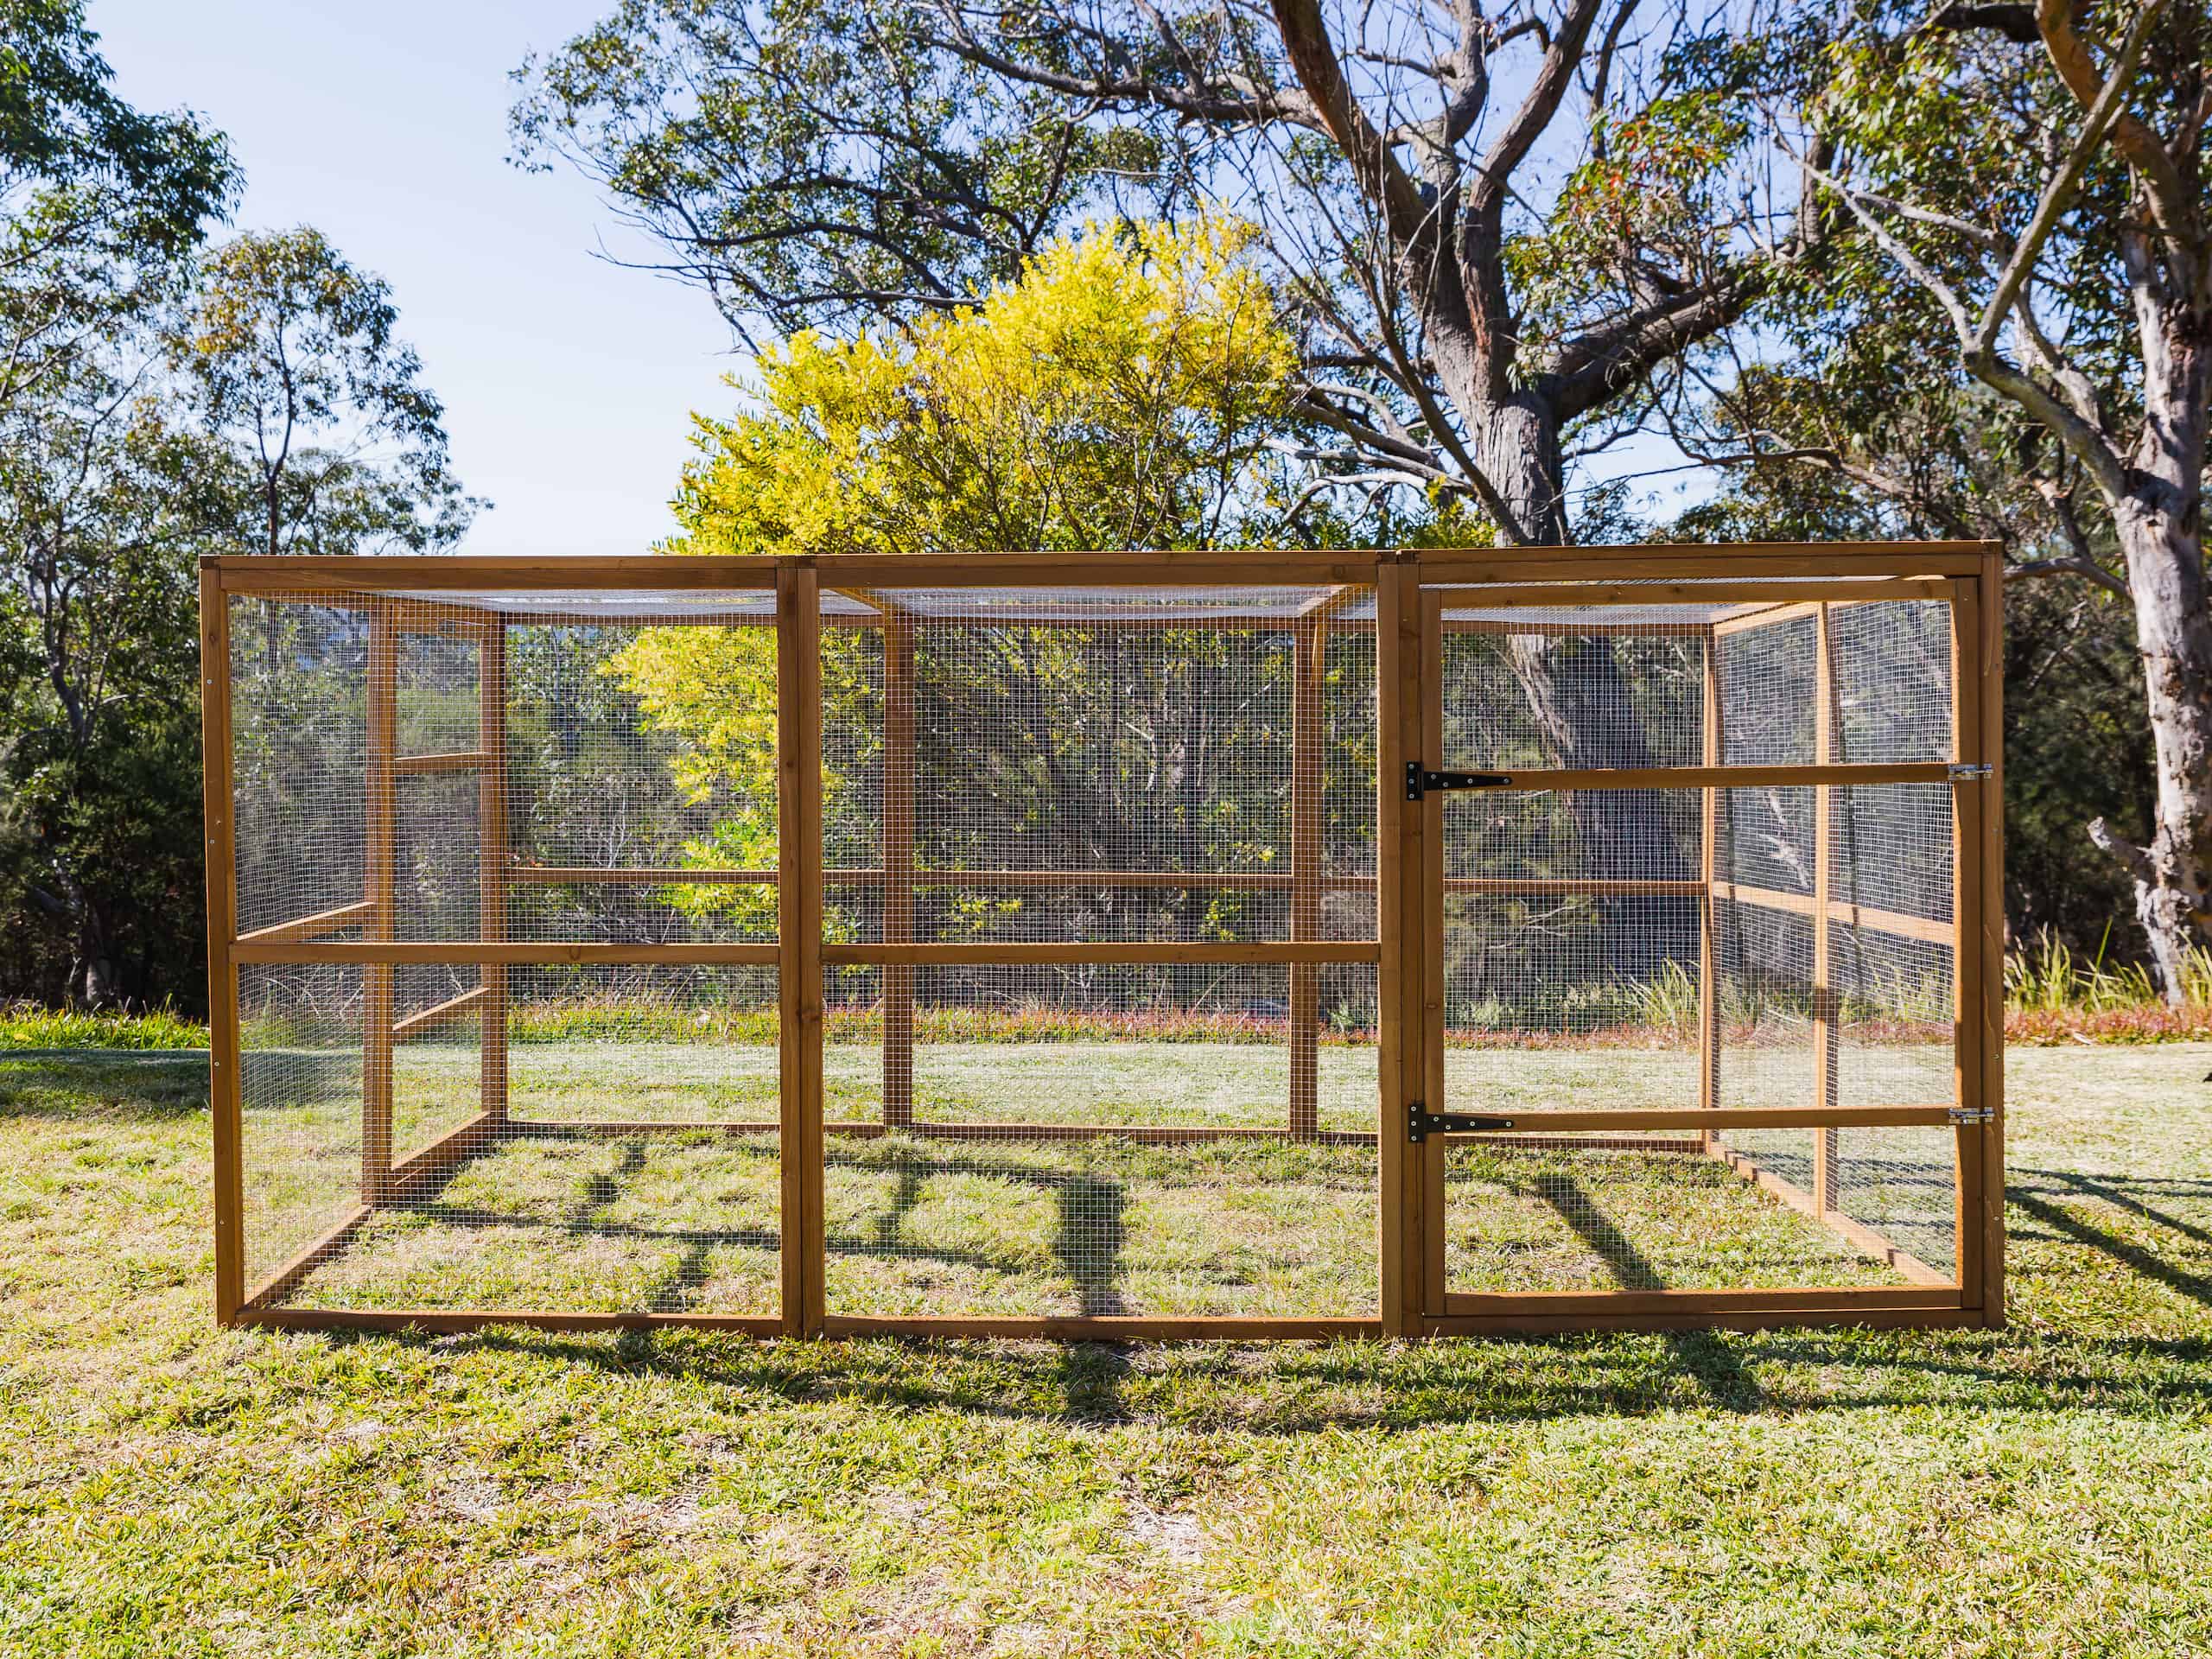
left=882, top=607, right=915, bottom=1129
left=1289, top=608, right=1324, bottom=1138
left=480, top=616, right=510, bottom=1127
left=363, top=601, right=397, bottom=1205
left=391, top=984, right=488, bottom=1040
left=235, top=899, right=375, bottom=946
left=1812, top=603, right=1840, bottom=1213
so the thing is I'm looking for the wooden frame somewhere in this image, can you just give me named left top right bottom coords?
left=201, top=543, right=2004, bottom=1339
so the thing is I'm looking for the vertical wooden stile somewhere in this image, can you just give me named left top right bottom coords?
left=479, top=616, right=510, bottom=1126
left=362, top=601, right=397, bottom=1205
left=1289, top=611, right=1325, bottom=1137
left=1810, top=603, right=1838, bottom=1213
left=1374, top=558, right=1421, bottom=1336
left=200, top=565, right=245, bottom=1322
left=1948, top=577, right=1986, bottom=1307
left=882, top=609, right=916, bottom=1128
left=1418, top=588, right=1447, bottom=1320
left=1977, top=551, right=2006, bottom=1322
left=777, top=562, right=827, bottom=1336
left=1698, top=626, right=1721, bottom=1134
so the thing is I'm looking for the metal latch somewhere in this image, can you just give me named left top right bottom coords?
left=1949, top=1105, right=1995, bottom=1125
left=1405, top=763, right=1515, bottom=800
left=1408, top=1102, right=1516, bottom=1141
left=1948, top=763, right=1993, bottom=781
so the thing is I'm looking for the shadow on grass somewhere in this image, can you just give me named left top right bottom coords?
left=2009, top=1167, right=2212, bottom=1312
left=0, top=1051, right=210, bottom=1119
left=250, top=1140, right=2212, bottom=1431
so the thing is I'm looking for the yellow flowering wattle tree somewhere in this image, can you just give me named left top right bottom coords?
left=611, top=218, right=1306, bottom=929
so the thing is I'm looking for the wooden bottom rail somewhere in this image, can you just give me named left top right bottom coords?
left=239, top=1306, right=787, bottom=1335
left=1709, top=1142, right=1954, bottom=1288
left=1441, top=1284, right=1960, bottom=1318
left=1424, top=1306, right=1978, bottom=1336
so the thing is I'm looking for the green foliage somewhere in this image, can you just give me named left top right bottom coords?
left=2007, top=929, right=2212, bottom=1016
left=511, top=0, right=1162, bottom=344
left=613, top=219, right=1310, bottom=930
left=0, top=0, right=236, bottom=416
left=663, top=218, right=1298, bottom=557
left=173, top=226, right=478, bottom=556
left=0, top=1000, right=205, bottom=1049
left=0, top=70, right=470, bottom=1008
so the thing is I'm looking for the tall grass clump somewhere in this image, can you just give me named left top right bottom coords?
left=0, top=1001, right=208, bottom=1050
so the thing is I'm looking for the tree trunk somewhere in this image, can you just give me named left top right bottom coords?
left=1467, top=390, right=1700, bottom=973
left=2103, top=495, right=2212, bottom=1003
left=2091, top=274, right=2211, bottom=1004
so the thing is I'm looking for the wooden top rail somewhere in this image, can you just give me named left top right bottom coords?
left=206, top=542, right=1999, bottom=595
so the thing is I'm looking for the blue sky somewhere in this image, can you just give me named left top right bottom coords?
left=94, top=0, right=740, bottom=558
left=91, top=1, right=1705, bottom=554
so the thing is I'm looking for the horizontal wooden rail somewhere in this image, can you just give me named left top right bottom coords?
left=391, top=985, right=489, bottom=1039
left=1421, top=580, right=1958, bottom=606
left=233, top=940, right=782, bottom=965
left=239, top=1306, right=788, bottom=1335
left=1423, top=1306, right=1978, bottom=1335
left=1713, top=881, right=1954, bottom=947
left=820, top=1315, right=1382, bottom=1340
left=392, top=751, right=493, bottom=774
left=1442, top=1105, right=1952, bottom=1134
left=1440, top=1284, right=1961, bottom=1317
left=508, top=863, right=1693, bottom=900
left=823, top=941, right=1381, bottom=966
left=519, top=1119, right=1705, bottom=1154
left=235, top=899, right=375, bottom=946
left=213, top=554, right=784, bottom=592
left=1495, top=762, right=1955, bottom=791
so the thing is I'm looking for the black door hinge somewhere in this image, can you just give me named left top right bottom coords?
left=1408, top=1102, right=1516, bottom=1141
left=1405, top=763, right=1515, bottom=800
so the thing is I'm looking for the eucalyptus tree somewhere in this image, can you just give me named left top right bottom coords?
left=0, top=0, right=234, bottom=416
left=1683, top=0, right=2210, bottom=993
left=510, top=0, right=1840, bottom=544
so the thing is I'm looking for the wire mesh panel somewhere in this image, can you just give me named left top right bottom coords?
left=1444, top=1134, right=1929, bottom=1292
left=1430, top=588, right=1967, bottom=1302
left=817, top=584, right=1380, bottom=1323
left=226, top=587, right=787, bottom=1323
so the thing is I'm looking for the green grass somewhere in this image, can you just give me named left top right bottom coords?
left=3, top=1042, right=2212, bottom=1653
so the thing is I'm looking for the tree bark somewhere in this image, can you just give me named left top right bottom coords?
left=2099, top=325, right=2212, bottom=1001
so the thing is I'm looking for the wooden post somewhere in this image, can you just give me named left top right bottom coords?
left=1980, top=552, right=2006, bottom=1323
left=200, top=565, right=245, bottom=1322
left=778, top=562, right=827, bottom=1336
left=1810, top=602, right=1839, bottom=1214
left=1375, top=561, right=1422, bottom=1337
left=479, top=616, right=510, bottom=1127
left=881, top=609, right=916, bottom=1128
left=362, top=601, right=397, bottom=1205
left=1289, top=611, right=1325, bottom=1137
left=1699, top=626, right=1722, bottom=1135
left=1418, top=588, right=1447, bottom=1323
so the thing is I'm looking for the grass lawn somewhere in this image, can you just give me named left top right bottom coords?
left=3, top=1040, right=2210, bottom=1654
